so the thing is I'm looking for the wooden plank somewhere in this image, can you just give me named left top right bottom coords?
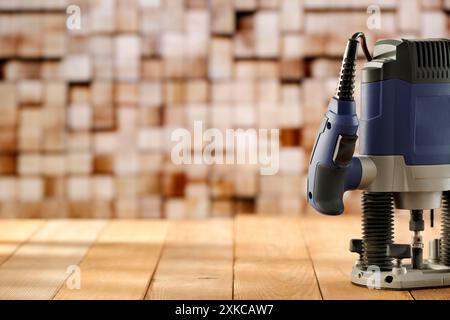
left=55, top=220, right=168, bottom=300
left=147, top=219, right=233, bottom=300
left=0, top=220, right=43, bottom=266
left=411, top=286, right=450, bottom=300
left=301, top=211, right=413, bottom=300
left=0, top=220, right=105, bottom=300
left=234, top=215, right=321, bottom=300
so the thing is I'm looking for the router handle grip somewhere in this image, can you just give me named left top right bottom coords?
left=307, top=98, right=361, bottom=215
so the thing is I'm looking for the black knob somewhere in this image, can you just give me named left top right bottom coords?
left=349, top=239, right=363, bottom=254
left=387, top=244, right=411, bottom=260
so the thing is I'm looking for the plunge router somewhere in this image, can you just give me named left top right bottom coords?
left=307, top=33, right=450, bottom=290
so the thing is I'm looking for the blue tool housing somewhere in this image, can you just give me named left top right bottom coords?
left=360, top=79, right=450, bottom=165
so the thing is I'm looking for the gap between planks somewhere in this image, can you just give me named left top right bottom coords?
left=234, top=215, right=322, bottom=300
left=301, top=211, right=413, bottom=300
left=146, top=219, right=234, bottom=300
left=55, top=220, right=168, bottom=300
left=0, top=220, right=44, bottom=266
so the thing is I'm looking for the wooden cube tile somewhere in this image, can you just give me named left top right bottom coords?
left=211, top=81, right=233, bottom=103
left=164, top=198, right=187, bottom=219
left=211, top=104, right=233, bottom=130
left=92, top=175, right=115, bottom=200
left=0, top=83, right=17, bottom=128
left=186, top=80, right=208, bottom=103
left=69, top=201, right=92, bottom=219
left=211, top=0, right=234, bottom=35
left=141, top=58, right=163, bottom=80
left=43, top=177, right=65, bottom=198
left=67, top=132, right=90, bottom=151
left=18, top=127, right=42, bottom=152
left=255, top=11, right=279, bottom=58
left=117, top=0, right=139, bottom=32
left=140, top=153, right=162, bottom=174
left=138, top=106, right=162, bottom=127
left=279, top=147, right=305, bottom=174
left=67, top=176, right=92, bottom=201
left=115, top=198, right=139, bottom=219
left=45, top=81, right=67, bottom=106
left=42, top=14, right=66, bottom=58
left=280, top=128, right=301, bottom=147
left=139, top=174, right=161, bottom=195
left=281, top=0, right=303, bottom=32
left=68, top=103, right=92, bottom=130
left=0, top=177, right=17, bottom=201
left=90, top=0, right=116, bottom=33
left=139, top=81, right=163, bottom=107
left=114, top=153, right=140, bottom=176
left=94, top=132, right=117, bottom=154
left=67, top=152, right=92, bottom=175
left=115, top=82, right=138, bottom=105
left=69, top=84, right=90, bottom=104
left=93, top=154, right=114, bottom=174
left=40, top=61, right=63, bottom=80
left=43, top=155, right=66, bottom=177
left=91, top=200, right=113, bottom=219
left=0, top=15, right=18, bottom=57
left=41, top=199, right=68, bottom=219
left=116, top=176, right=139, bottom=199
left=163, top=171, right=186, bottom=198
left=137, top=127, right=162, bottom=151
left=164, top=81, right=185, bottom=105
left=115, top=35, right=141, bottom=81
left=19, top=177, right=44, bottom=202
left=234, top=0, right=257, bottom=10
left=17, top=14, right=43, bottom=58
left=18, top=154, right=42, bottom=175
left=0, top=202, right=19, bottom=219
left=140, top=195, right=162, bottom=219
left=211, top=199, right=234, bottom=217
left=257, top=79, right=280, bottom=103
left=63, top=54, right=92, bottom=82
left=17, top=80, right=43, bottom=105
left=117, top=107, right=138, bottom=132
left=209, top=38, right=233, bottom=80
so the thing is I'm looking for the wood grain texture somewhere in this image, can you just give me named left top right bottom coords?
left=0, top=220, right=43, bottom=265
left=301, top=211, right=413, bottom=300
left=146, top=219, right=233, bottom=300
left=234, top=214, right=321, bottom=300
left=55, top=220, right=168, bottom=300
left=2, top=216, right=450, bottom=299
left=0, top=220, right=105, bottom=299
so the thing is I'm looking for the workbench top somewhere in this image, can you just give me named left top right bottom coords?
left=0, top=213, right=447, bottom=300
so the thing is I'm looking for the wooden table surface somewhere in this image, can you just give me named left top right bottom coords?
left=0, top=213, right=449, bottom=300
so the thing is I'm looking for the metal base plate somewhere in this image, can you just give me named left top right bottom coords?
left=351, top=262, right=450, bottom=290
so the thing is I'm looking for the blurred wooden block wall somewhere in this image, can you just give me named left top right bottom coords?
left=0, top=0, right=448, bottom=218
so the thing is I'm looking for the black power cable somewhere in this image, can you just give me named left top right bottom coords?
left=351, top=32, right=373, bottom=62
left=334, top=32, right=372, bottom=101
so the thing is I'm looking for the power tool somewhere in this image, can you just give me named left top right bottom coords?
left=307, top=32, right=450, bottom=289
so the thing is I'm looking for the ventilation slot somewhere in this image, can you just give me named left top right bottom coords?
left=414, top=40, right=450, bottom=80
